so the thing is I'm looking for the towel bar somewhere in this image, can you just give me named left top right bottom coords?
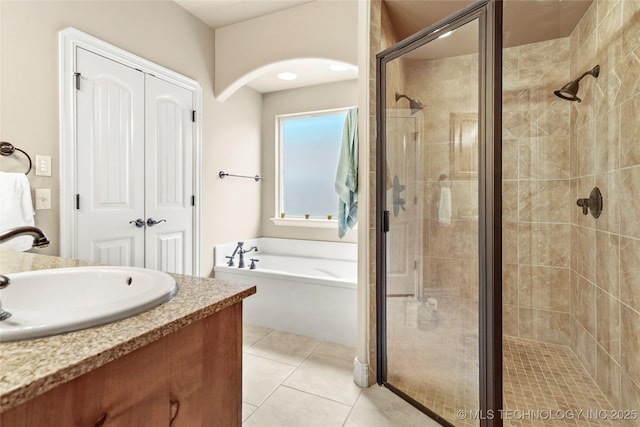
left=0, top=142, right=32, bottom=175
left=218, top=170, right=261, bottom=182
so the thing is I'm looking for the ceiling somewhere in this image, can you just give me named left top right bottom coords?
left=174, top=0, right=593, bottom=94
left=384, top=0, right=593, bottom=48
left=175, top=0, right=314, bottom=29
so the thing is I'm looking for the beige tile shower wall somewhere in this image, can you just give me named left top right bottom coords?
left=501, top=37, right=573, bottom=346
left=402, top=53, right=479, bottom=306
left=568, top=0, right=640, bottom=409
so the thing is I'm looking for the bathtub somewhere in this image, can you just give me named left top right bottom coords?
left=214, top=238, right=357, bottom=346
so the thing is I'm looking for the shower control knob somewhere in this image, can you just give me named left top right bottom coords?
left=146, top=218, right=167, bottom=227
left=249, top=259, right=259, bottom=270
left=576, top=187, right=603, bottom=219
left=129, top=219, right=145, bottom=228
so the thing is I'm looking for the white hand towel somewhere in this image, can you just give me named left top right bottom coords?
left=438, top=187, right=451, bottom=226
left=0, top=172, right=35, bottom=251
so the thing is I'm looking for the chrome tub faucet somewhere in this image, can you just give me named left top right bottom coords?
left=226, top=242, right=258, bottom=269
left=238, top=245, right=258, bottom=269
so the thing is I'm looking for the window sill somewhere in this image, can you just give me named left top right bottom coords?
left=270, top=217, right=337, bottom=228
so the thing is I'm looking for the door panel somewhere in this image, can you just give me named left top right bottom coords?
left=76, top=47, right=145, bottom=267
left=155, top=232, right=185, bottom=274
left=92, top=238, right=134, bottom=266
left=145, top=75, right=194, bottom=274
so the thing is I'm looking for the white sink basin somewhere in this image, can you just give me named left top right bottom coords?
left=0, top=266, right=178, bottom=342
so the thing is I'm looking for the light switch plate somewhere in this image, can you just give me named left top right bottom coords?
left=35, top=188, right=51, bottom=210
left=35, top=155, right=52, bottom=176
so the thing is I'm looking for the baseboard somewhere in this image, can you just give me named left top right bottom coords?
left=353, top=357, right=369, bottom=387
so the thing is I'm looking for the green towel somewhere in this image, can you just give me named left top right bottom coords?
left=335, top=107, right=358, bottom=238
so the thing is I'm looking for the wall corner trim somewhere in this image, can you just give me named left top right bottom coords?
left=353, top=357, right=370, bottom=387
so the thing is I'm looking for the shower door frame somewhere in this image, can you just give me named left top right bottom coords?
left=375, top=0, right=503, bottom=425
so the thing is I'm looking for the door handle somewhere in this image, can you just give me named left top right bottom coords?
left=129, top=219, right=145, bottom=228
left=146, top=218, right=167, bottom=227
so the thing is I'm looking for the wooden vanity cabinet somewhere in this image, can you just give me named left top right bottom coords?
left=1, top=303, right=243, bottom=427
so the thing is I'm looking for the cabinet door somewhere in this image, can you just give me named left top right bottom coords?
left=76, top=47, right=146, bottom=267
left=0, top=303, right=243, bottom=426
left=144, top=75, right=194, bottom=275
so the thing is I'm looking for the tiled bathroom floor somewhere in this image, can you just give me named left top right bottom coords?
left=241, top=324, right=439, bottom=426
left=243, top=316, right=626, bottom=427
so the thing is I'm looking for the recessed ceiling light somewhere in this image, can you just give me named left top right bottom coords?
left=438, top=30, right=454, bottom=39
left=277, top=72, right=298, bottom=81
left=329, top=63, right=350, bottom=72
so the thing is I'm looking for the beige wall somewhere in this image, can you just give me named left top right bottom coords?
left=568, top=0, right=640, bottom=408
left=214, top=0, right=358, bottom=100
left=260, top=80, right=358, bottom=243
left=0, top=1, right=262, bottom=276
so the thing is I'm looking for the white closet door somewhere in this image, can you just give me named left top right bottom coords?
left=76, top=47, right=145, bottom=267
left=144, top=75, right=194, bottom=275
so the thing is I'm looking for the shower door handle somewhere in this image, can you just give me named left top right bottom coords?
left=146, top=218, right=167, bottom=227
left=383, top=210, right=390, bottom=233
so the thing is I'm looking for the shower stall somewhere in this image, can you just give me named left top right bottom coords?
left=375, top=0, right=640, bottom=425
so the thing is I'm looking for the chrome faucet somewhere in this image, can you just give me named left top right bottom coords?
left=0, top=226, right=50, bottom=248
left=238, top=245, right=258, bottom=269
left=226, top=241, right=258, bottom=269
left=0, top=226, right=51, bottom=321
left=226, top=242, right=244, bottom=266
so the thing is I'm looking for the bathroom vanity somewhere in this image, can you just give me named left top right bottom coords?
left=0, top=250, right=255, bottom=426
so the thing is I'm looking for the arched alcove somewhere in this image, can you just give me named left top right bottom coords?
left=214, top=0, right=357, bottom=100
left=216, top=57, right=357, bottom=101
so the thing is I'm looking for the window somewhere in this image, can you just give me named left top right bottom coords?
left=277, top=109, right=348, bottom=221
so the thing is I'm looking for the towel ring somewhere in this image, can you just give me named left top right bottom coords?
left=0, top=142, right=32, bottom=175
left=438, top=173, right=452, bottom=188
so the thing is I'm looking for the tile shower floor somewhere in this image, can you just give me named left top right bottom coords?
left=386, top=296, right=624, bottom=426
left=502, top=338, right=626, bottom=427
left=242, top=324, right=439, bottom=426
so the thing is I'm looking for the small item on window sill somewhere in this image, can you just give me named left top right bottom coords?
left=327, top=214, right=333, bottom=220
left=280, top=212, right=286, bottom=218
left=305, top=213, right=310, bottom=219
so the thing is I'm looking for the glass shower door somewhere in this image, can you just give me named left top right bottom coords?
left=385, top=111, right=421, bottom=298
left=376, top=2, right=501, bottom=423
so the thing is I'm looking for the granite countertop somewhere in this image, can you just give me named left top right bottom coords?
left=0, top=250, right=256, bottom=412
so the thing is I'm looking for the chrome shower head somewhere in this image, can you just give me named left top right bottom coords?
left=554, top=64, right=600, bottom=103
left=394, top=92, right=425, bottom=114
